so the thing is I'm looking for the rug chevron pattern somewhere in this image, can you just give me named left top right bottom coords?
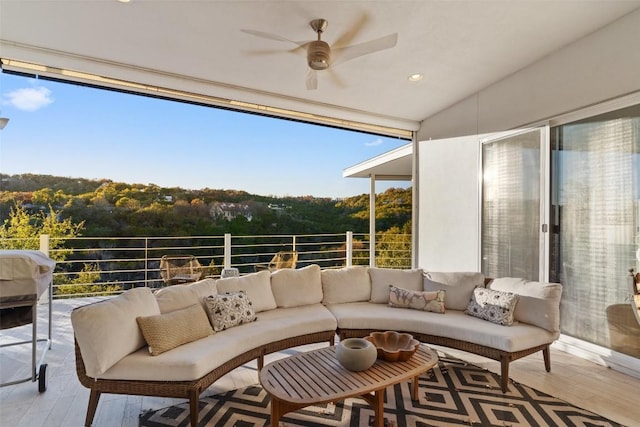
left=139, top=360, right=622, bottom=427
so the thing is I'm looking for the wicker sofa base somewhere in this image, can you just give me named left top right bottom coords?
left=75, top=331, right=336, bottom=427
left=337, top=328, right=551, bottom=393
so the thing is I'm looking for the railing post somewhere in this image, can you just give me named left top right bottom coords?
left=224, top=233, right=232, bottom=269
left=292, top=235, right=296, bottom=251
left=144, top=237, right=149, bottom=287
left=39, top=234, right=50, bottom=256
left=346, top=231, right=353, bottom=267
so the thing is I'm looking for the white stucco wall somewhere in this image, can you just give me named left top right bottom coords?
left=417, top=135, right=481, bottom=272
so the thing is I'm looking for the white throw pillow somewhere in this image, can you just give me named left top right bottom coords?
left=388, top=285, right=446, bottom=313
left=71, top=287, right=160, bottom=377
left=270, top=264, right=323, bottom=308
left=488, top=277, right=562, bottom=332
left=321, top=266, right=371, bottom=304
left=423, top=271, right=485, bottom=311
left=369, top=267, right=423, bottom=303
left=215, top=270, right=276, bottom=312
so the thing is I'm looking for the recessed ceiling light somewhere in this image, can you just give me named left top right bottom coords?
left=408, top=73, right=423, bottom=82
left=117, top=0, right=131, bottom=3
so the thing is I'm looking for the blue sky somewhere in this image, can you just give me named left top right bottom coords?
left=0, top=72, right=410, bottom=198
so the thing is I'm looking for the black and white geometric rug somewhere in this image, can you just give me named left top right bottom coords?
left=139, top=359, right=623, bottom=427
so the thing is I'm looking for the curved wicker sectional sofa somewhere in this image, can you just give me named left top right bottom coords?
left=71, top=265, right=562, bottom=427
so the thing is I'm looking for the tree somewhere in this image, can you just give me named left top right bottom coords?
left=0, top=204, right=84, bottom=261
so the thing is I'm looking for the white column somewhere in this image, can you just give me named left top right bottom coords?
left=369, top=175, right=376, bottom=267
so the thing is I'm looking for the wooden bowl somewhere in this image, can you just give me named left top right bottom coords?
left=365, top=331, right=420, bottom=362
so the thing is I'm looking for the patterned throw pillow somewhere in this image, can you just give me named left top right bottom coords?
left=388, top=285, right=446, bottom=313
left=465, top=288, right=519, bottom=326
left=203, top=291, right=257, bottom=332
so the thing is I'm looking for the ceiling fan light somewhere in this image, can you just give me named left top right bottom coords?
left=308, top=41, right=331, bottom=70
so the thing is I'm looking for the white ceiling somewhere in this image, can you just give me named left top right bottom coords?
left=1, top=1, right=639, bottom=133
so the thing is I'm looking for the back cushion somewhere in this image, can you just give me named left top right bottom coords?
left=423, top=272, right=485, bottom=311
left=154, top=278, right=217, bottom=313
left=321, top=266, right=371, bottom=304
left=488, top=277, right=563, bottom=332
left=216, top=270, right=277, bottom=312
left=369, top=268, right=423, bottom=303
left=271, top=264, right=323, bottom=308
left=71, top=287, right=160, bottom=377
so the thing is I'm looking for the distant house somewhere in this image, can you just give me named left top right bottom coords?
left=209, top=202, right=253, bottom=221
left=267, top=203, right=290, bottom=211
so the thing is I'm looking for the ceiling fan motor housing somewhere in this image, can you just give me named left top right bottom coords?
left=307, top=40, right=331, bottom=70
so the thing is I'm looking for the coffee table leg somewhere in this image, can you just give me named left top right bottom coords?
left=270, top=397, right=281, bottom=427
left=411, top=374, right=419, bottom=400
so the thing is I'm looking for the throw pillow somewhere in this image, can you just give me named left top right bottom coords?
left=136, top=303, right=213, bottom=356
left=465, top=288, right=519, bottom=326
left=203, top=291, right=257, bottom=332
left=388, top=285, right=446, bottom=313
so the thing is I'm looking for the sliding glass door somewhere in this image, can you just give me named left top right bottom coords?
left=549, top=104, right=640, bottom=357
left=481, top=128, right=546, bottom=281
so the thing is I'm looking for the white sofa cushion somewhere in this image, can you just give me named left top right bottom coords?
left=488, top=277, right=562, bottom=333
left=71, top=287, right=160, bottom=377
left=369, top=268, right=423, bottom=303
left=215, top=270, right=276, bottom=312
left=321, top=266, right=371, bottom=304
left=271, top=264, right=323, bottom=308
left=423, top=271, right=485, bottom=311
left=154, top=278, right=217, bottom=313
left=98, top=304, right=337, bottom=381
left=326, top=302, right=557, bottom=353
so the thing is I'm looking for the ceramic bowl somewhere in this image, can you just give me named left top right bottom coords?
left=365, top=331, right=420, bottom=362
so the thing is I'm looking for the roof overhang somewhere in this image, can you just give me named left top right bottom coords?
left=343, top=143, right=412, bottom=181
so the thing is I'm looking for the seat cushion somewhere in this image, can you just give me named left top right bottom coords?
left=99, top=304, right=337, bottom=382
left=71, top=287, right=160, bottom=377
left=326, top=302, right=557, bottom=353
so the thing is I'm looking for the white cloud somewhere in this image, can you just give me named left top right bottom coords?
left=365, top=138, right=383, bottom=147
left=4, top=86, right=53, bottom=111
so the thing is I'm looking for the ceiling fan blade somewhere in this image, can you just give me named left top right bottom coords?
left=332, top=13, right=370, bottom=49
left=327, top=68, right=345, bottom=89
left=332, top=33, right=398, bottom=66
left=241, top=29, right=309, bottom=48
left=306, top=69, right=318, bottom=90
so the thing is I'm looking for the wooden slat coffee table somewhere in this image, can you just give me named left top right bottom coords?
left=259, top=344, right=438, bottom=427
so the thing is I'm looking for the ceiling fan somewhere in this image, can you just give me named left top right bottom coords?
left=242, top=16, right=398, bottom=90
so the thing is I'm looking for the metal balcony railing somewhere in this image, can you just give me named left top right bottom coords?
left=4, top=232, right=411, bottom=299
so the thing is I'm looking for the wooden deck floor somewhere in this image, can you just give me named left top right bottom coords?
left=1, top=298, right=638, bottom=427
